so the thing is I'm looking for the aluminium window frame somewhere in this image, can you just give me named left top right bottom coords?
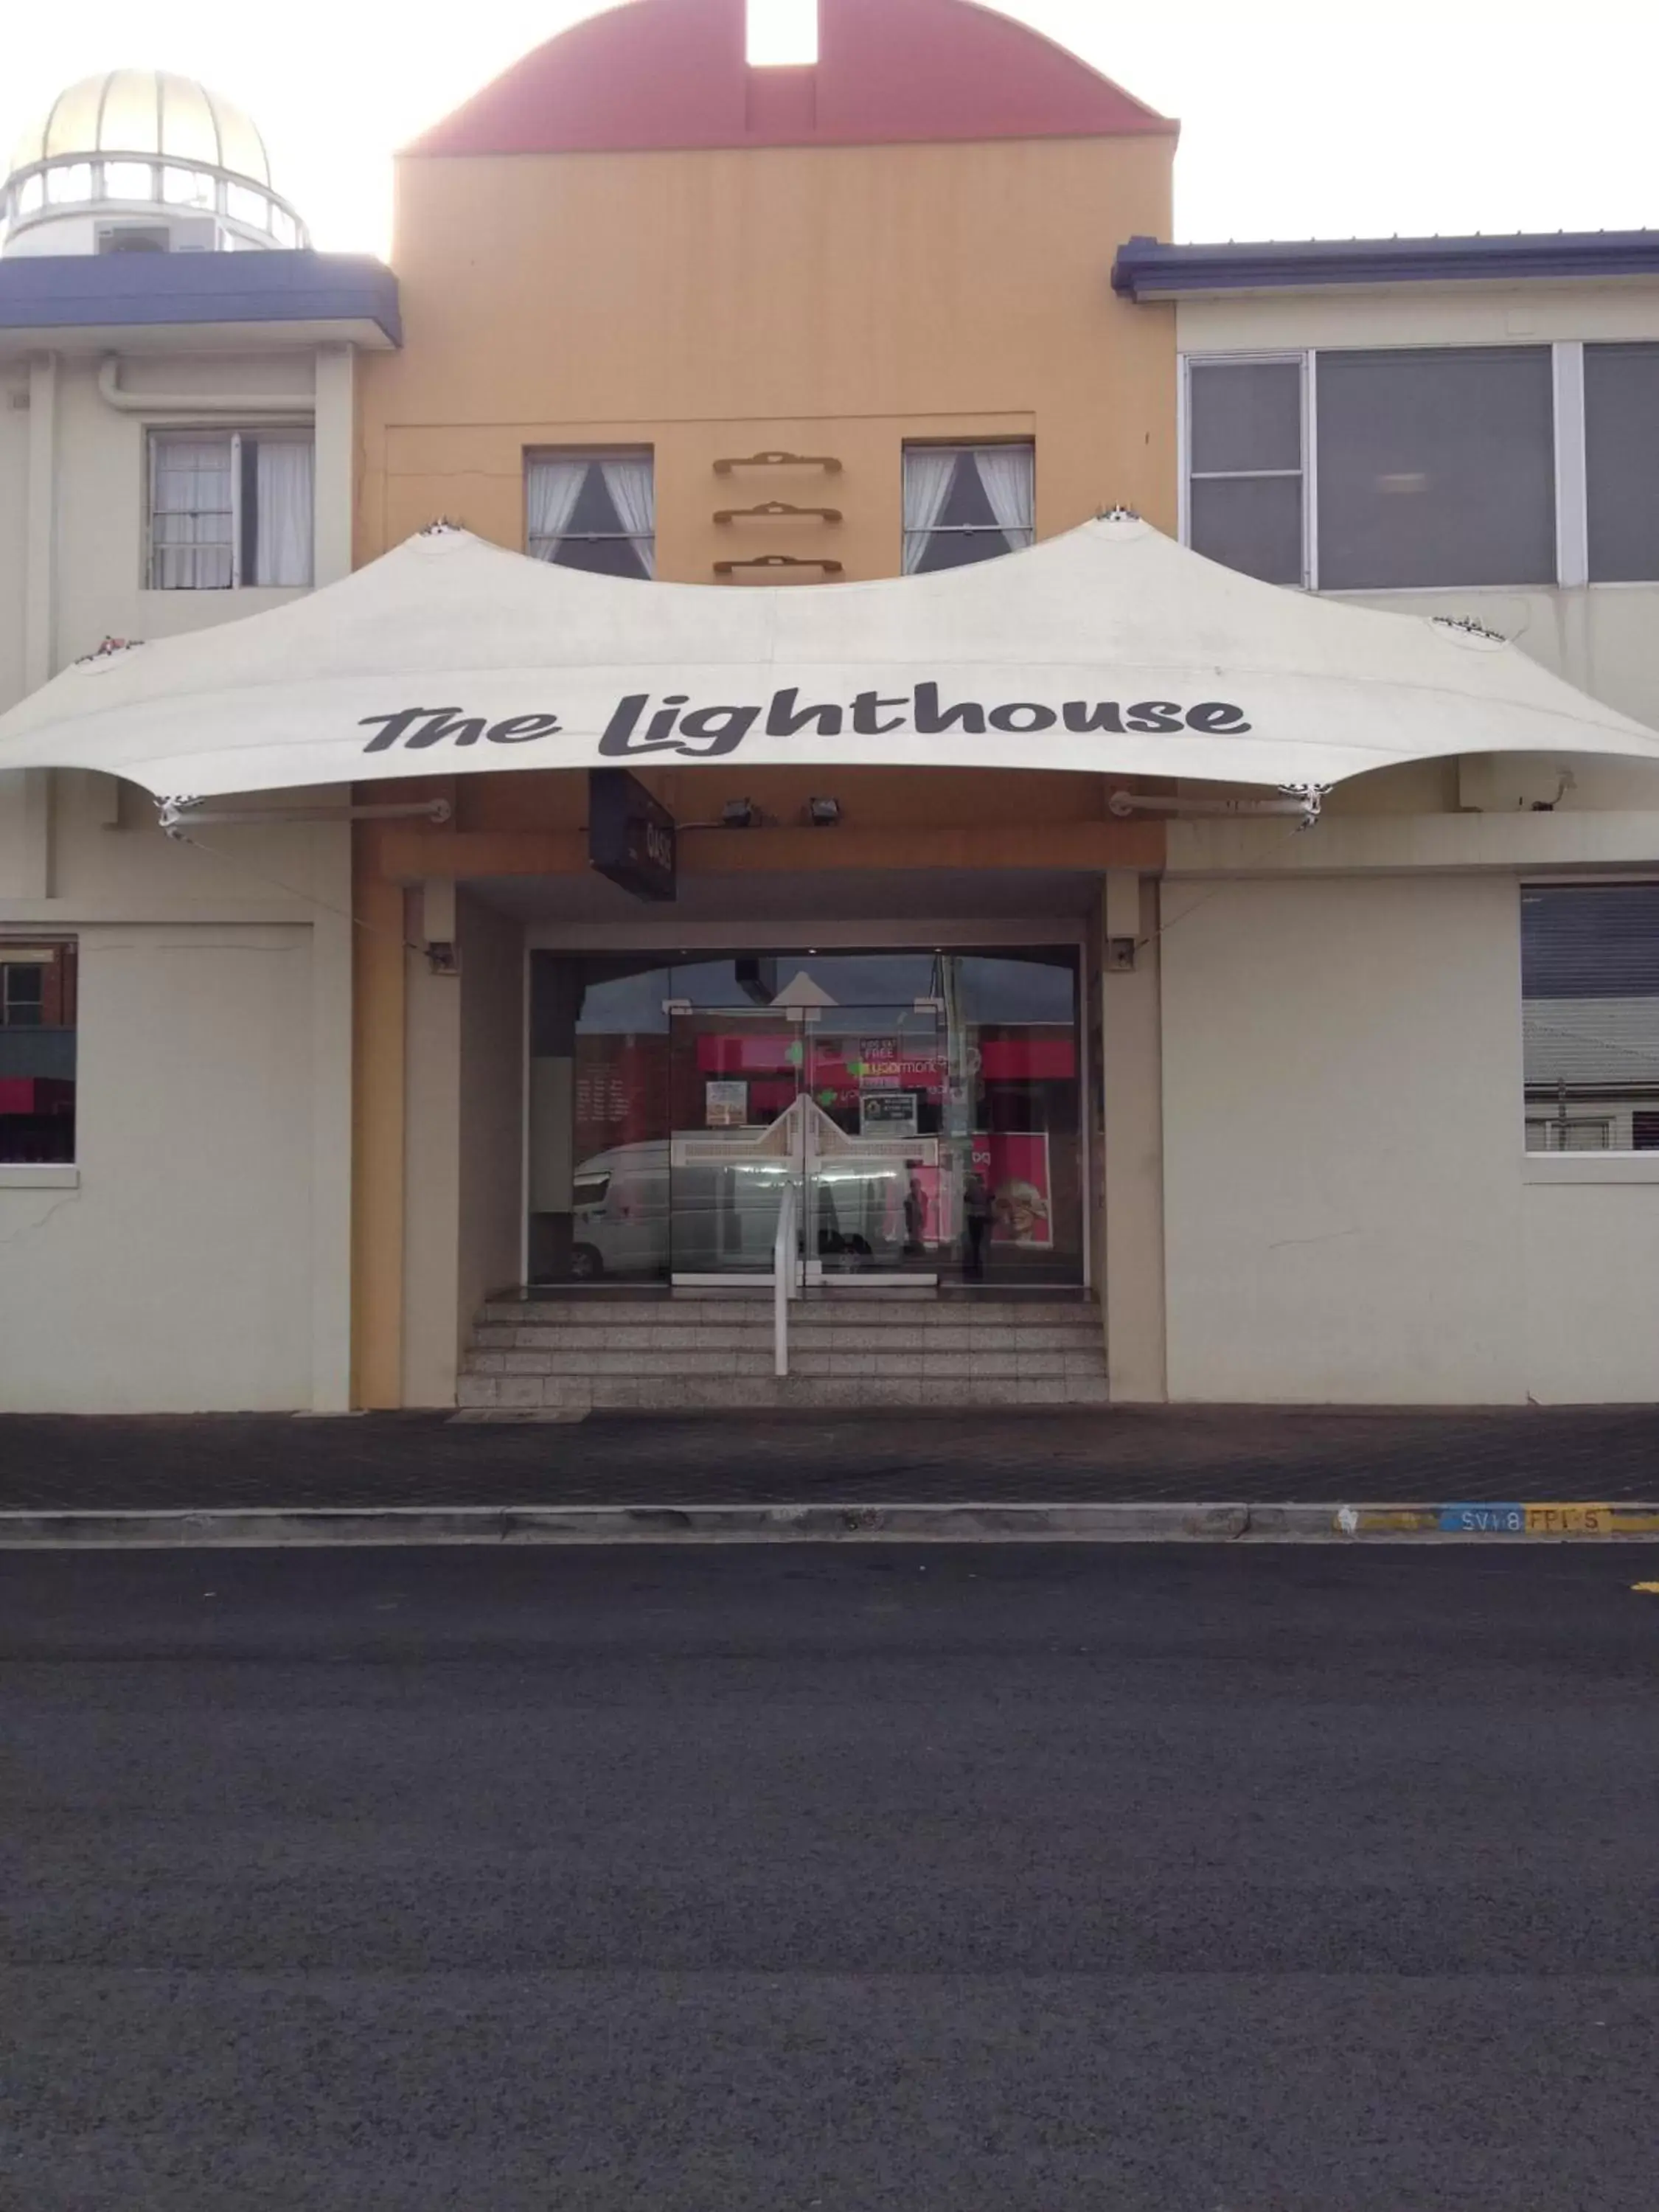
left=1178, top=350, right=1314, bottom=590
left=1178, top=339, right=1640, bottom=597
left=144, top=425, right=316, bottom=592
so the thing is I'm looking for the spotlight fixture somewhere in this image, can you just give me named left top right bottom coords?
left=806, top=796, right=841, bottom=827
left=721, top=799, right=759, bottom=829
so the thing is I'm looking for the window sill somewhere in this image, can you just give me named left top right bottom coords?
left=0, top=1164, right=79, bottom=1189
left=1523, top=1154, right=1659, bottom=1186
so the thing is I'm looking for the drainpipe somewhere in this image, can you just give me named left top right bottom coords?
left=98, top=355, right=316, bottom=414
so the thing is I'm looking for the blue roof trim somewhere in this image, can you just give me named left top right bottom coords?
left=1111, top=231, right=1659, bottom=300
left=0, top=250, right=400, bottom=342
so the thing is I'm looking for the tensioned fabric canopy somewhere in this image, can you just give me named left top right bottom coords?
left=4, top=513, right=1658, bottom=801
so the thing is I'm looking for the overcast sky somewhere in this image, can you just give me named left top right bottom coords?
left=6, top=0, right=1657, bottom=257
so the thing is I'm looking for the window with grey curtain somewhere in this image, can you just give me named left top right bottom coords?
left=1316, top=347, right=1556, bottom=590
left=1586, top=344, right=1659, bottom=582
left=1186, top=358, right=1304, bottom=585
left=526, top=453, right=655, bottom=579
left=903, top=445, right=1034, bottom=573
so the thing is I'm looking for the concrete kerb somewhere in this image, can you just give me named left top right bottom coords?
left=2, top=1501, right=1658, bottom=1546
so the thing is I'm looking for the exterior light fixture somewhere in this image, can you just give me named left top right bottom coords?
left=807, top=797, right=841, bottom=827
left=721, top=799, right=759, bottom=829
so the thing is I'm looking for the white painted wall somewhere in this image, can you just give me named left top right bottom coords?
left=0, top=922, right=317, bottom=1411
left=1161, top=873, right=1530, bottom=1404
left=0, top=333, right=358, bottom=1411
left=1521, top=1163, right=1659, bottom=1404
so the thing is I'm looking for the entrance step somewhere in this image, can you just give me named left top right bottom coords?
left=460, top=1297, right=1110, bottom=1411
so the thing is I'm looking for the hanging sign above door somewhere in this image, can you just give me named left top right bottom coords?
left=588, top=768, right=677, bottom=902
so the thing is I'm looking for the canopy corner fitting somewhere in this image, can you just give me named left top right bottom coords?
left=1279, top=783, right=1332, bottom=830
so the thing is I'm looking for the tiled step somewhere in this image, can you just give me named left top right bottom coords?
left=460, top=1293, right=1107, bottom=1411
left=456, top=1373, right=1110, bottom=1412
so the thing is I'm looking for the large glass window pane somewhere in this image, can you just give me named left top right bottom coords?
left=526, top=948, right=1084, bottom=1287
left=1521, top=886, right=1659, bottom=1152
left=1189, top=360, right=1301, bottom=474
left=1189, top=475, right=1303, bottom=585
left=103, top=161, right=156, bottom=201
left=1586, top=344, right=1659, bottom=582
left=1317, top=347, right=1555, bottom=589
left=46, top=164, right=94, bottom=204
left=0, top=943, right=77, bottom=1165
left=1187, top=358, right=1304, bottom=584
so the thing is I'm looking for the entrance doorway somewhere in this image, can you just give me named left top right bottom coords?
left=667, top=1001, right=945, bottom=1284
left=526, top=947, right=1085, bottom=1290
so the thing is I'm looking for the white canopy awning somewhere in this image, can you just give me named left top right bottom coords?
left=3, top=513, right=1658, bottom=801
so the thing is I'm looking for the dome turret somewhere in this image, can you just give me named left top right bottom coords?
left=1, top=70, right=309, bottom=257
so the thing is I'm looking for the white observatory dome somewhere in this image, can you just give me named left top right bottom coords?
left=1, top=69, right=309, bottom=257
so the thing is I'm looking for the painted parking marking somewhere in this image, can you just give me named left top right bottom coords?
left=1334, top=1503, right=1659, bottom=1539
left=1441, top=1504, right=1525, bottom=1534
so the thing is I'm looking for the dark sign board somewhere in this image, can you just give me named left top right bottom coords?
left=588, top=768, right=677, bottom=902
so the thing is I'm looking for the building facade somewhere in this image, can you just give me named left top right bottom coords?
left=0, top=75, right=400, bottom=1412
left=3, top=4, right=1657, bottom=1413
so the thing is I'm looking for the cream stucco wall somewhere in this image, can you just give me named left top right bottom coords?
left=1521, top=1168, right=1659, bottom=1403
left=0, top=920, right=320, bottom=1411
left=1162, top=280, right=1659, bottom=1404
left=0, top=336, right=358, bottom=1412
left=1161, top=872, right=1530, bottom=1405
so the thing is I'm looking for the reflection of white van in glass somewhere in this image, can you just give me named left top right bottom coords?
left=569, top=1141, right=671, bottom=1280
left=569, top=1138, right=936, bottom=1279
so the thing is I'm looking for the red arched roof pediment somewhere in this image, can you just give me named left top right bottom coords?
left=409, top=0, right=1173, bottom=156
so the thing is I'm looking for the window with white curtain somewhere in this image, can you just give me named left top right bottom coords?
left=147, top=429, right=314, bottom=590
left=902, top=443, right=1034, bottom=574
left=526, top=451, right=655, bottom=579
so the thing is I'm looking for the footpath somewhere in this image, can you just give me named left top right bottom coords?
left=1, top=1405, right=1657, bottom=1545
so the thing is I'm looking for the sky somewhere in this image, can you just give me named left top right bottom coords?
left=4, top=0, right=1657, bottom=258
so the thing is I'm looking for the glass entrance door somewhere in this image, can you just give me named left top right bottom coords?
left=801, top=1004, right=944, bottom=1283
left=666, top=1004, right=945, bottom=1284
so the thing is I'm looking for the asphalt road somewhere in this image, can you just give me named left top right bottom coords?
left=4, top=1544, right=1658, bottom=2211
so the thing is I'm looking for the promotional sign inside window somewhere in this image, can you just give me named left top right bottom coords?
left=705, top=1079, right=748, bottom=1128
left=860, top=1090, right=919, bottom=1138
left=973, top=1134, right=1053, bottom=1248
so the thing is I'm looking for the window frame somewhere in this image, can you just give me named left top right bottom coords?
left=1520, top=877, right=1659, bottom=1159
left=145, top=426, right=316, bottom=592
left=0, top=939, right=79, bottom=1172
left=524, top=448, right=656, bottom=575
left=1178, top=339, right=1652, bottom=597
left=901, top=439, right=1037, bottom=574
left=1179, top=350, right=1312, bottom=588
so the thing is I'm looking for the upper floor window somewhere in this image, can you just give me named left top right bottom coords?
left=1585, top=343, right=1659, bottom=583
left=147, top=429, right=314, bottom=591
left=0, top=942, right=77, bottom=1166
left=526, top=452, right=655, bottom=579
left=1186, top=358, right=1304, bottom=586
left=1186, top=346, right=1557, bottom=592
left=903, top=443, right=1034, bottom=574
left=1317, top=347, right=1555, bottom=591
left=1522, top=886, right=1659, bottom=1153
